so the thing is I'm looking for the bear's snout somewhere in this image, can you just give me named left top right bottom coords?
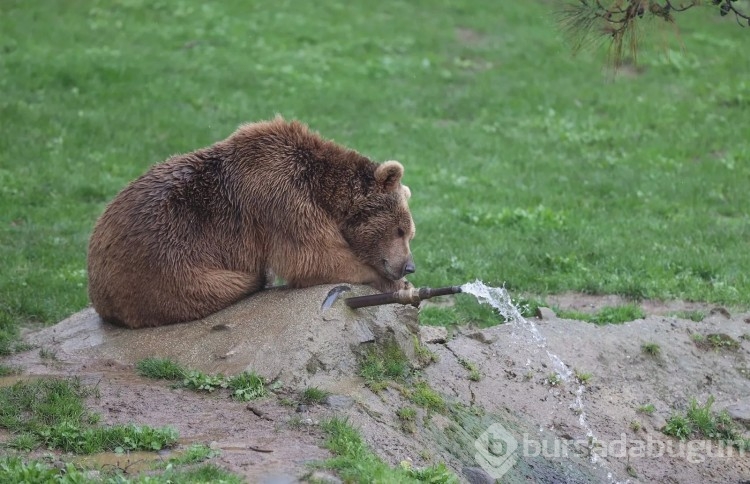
left=402, top=259, right=416, bottom=276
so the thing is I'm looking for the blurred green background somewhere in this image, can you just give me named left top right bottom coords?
left=1, top=1, right=748, bottom=342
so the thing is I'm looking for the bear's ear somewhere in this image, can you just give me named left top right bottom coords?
left=374, top=160, right=404, bottom=192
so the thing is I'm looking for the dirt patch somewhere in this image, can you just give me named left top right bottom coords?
left=3, top=287, right=750, bottom=482
left=455, top=27, right=485, bottom=46
left=545, top=291, right=725, bottom=317
left=3, top=365, right=331, bottom=482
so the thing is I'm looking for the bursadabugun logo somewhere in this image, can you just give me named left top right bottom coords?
left=474, top=423, right=519, bottom=479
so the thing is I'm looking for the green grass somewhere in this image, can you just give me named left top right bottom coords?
left=458, top=358, right=481, bottom=381
left=409, top=382, right=447, bottom=412
left=558, top=304, right=646, bottom=325
left=319, top=417, right=457, bottom=483
left=413, top=336, right=439, bottom=365
left=0, top=364, right=20, bottom=377
left=671, top=310, right=706, bottom=322
left=693, top=332, right=741, bottom=351
left=136, top=358, right=268, bottom=401
left=546, top=373, right=563, bottom=386
left=1, top=3, right=749, bottom=338
left=641, top=342, right=661, bottom=357
left=226, top=371, right=267, bottom=401
left=0, top=456, right=242, bottom=484
left=637, top=403, right=656, bottom=415
left=164, top=443, right=217, bottom=466
left=0, top=378, right=177, bottom=454
left=358, top=341, right=411, bottom=390
left=663, top=396, right=750, bottom=449
left=136, top=358, right=187, bottom=380
left=300, top=386, right=330, bottom=405
left=397, top=407, right=418, bottom=422
left=574, top=370, right=592, bottom=384
left=182, top=370, right=227, bottom=393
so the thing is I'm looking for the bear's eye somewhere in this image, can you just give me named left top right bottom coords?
left=397, top=228, right=405, bottom=238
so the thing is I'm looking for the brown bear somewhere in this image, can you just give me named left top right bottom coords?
left=87, top=117, right=416, bottom=329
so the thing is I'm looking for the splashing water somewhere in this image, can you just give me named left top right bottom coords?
left=460, top=280, right=597, bottom=456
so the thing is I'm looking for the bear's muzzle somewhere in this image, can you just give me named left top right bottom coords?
left=402, top=258, right=416, bottom=277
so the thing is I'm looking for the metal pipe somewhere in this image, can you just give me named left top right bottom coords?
left=344, top=285, right=462, bottom=309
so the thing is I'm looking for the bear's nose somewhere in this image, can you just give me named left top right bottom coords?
left=403, top=261, right=416, bottom=275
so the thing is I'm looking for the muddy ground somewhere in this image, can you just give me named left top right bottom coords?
left=3, top=286, right=750, bottom=483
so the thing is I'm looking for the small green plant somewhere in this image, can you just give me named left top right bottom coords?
left=167, top=443, right=217, bottom=466
left=663, top=414, right=693, bottom=440
left=459, top=359, right=481, bottom=381
left=546, top=373, right=562, bottom=386
left=7, top=433, right=38, bottom=451
left=671, top=310, right=705, bottom=322
left=136, top=357, right=187, bottom=380
left=409, top=382, right=446, bottom=412
left=0, top=364, right=21, bottom=376
left=319, top=417, right=457, bottom=482
left=397, top=407, right=417, bottom=421
left=555, top=308, right=591, bottom=321
left=590, top=305, right=646, bottom=325
left=693, top=333, right=741, bottom=352
left=397, top=406, right=418, bottom=434
left=300, top=386, right=330, bottom=405
left=287, top=415, right=305, bottom=430
left=401, top=461, right=457, bottom=482
left=663, top=396, right=750, bottom=450
left=38, top=347, right=57, bottom=360
left=641, top=342, right=661, bottom=357
left=630, top=420, right=642, bottom=432
left=574, top=370, right=592, bottom=384
left=227, top=371, right=267, bottom=401
left=413, top=336, right=439, bottom=365
left=144, top=364, right=271, bottom=400
left=183, top=370, right=227, bottom=393
left=358, top=341, right=410, bottom=390
left=557, top=304, right=646, bottom=325
left=0, top=459, right=85, bottom=483
left=637, top=403, right=656, bottom=415
left=514, top=297, right=546, bottom=318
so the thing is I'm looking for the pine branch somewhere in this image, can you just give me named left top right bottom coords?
left=557, top=1, right=749, bottom=67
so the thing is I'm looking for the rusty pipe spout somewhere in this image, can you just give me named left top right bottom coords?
left=344, top=285, right=462, bottom=309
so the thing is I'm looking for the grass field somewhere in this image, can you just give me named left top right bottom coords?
left=1, top=1, right=749, bottom=343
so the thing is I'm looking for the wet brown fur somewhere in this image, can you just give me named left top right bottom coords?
left=87, top=118, right=415, bottom=328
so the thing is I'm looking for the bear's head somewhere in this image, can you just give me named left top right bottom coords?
left=343, top=160, right=416, bottom=283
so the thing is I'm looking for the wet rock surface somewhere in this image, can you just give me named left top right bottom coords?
left=4, top=287, right=750, bottom=483
left=15, top=285, right=419, bottom=391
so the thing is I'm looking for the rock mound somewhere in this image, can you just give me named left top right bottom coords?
left=17, top=284, right=419, bottom=389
